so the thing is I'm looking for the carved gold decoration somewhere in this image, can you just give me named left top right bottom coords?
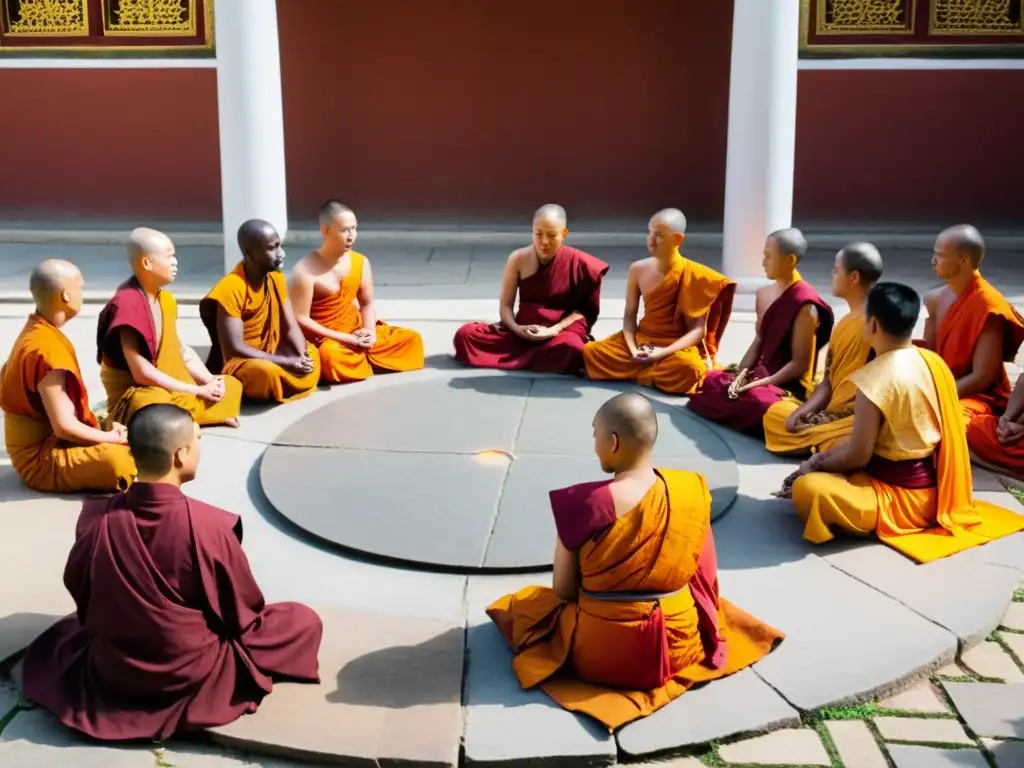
left=103, top=0, right=196, bottom=36
left=818, top=0, right=912, bottom=33
left=931, top=0, right=1020, bottom=34
left=4, top=0, right=88, bottom=36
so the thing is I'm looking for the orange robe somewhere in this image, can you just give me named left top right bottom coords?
left=583, top=251, right=736, bottom=395
left=1, top=315, right=135, bottom=493
left=97, top=278, right=243, bottom=427
left=200, top=264, right=320, bottom=403
left=792, top=347, right=1024, bottom=563
left=967, top=381, right=1024, bottom=479
left=305, top=251, right=424, bottom=383
left=763, top=310, right=873, bottom=456
left=487, top=469, right=784, bottom=730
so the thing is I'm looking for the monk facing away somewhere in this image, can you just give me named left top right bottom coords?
left=290, top=201, right=424, bottom=383
left=968, top=372, right=1024, bottom=480
left=21, top=403, right=323, bottom=741
left=784, top=282, right=1024, bottom=564
left=200, top=219, right=320, bottom=403
left=922, top=225, right=1024, bottom=429
left=688, top=229, right=833, bottom=435
left=97, top=228, right=242, bottom=428
left=486, top=392, right=784, bottom=731
left=583, top=209, right=736, bottom=394
left=763, top=243, right=883, bottom=455
left=1, top=259, right=135, bottom=492
left=452, top=204, right=609, bottom=374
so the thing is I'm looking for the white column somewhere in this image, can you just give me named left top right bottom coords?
left=214, top=0, right=288, bottom=271
left=721, top=0, right=801, bottom=289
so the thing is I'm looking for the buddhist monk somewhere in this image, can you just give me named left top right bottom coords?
left=289, top=200, right=424, bottom=383
left=763, top=243, right=883, bottom=455
left=922, top=225, right=1024, bottom=430
left=784, top=282, right=1024, bottom=563
left=452, top=204, right=609, bottom=374
left=1, top=259, right=135, bottom=492
left=967, top=372, right=1024, bottom=480
left=688, top=229, right=833, bottom=435
left=200, top=220, right=319, bottom=403
left=96, top=227, right=243, bottom=428
left=583, top=209, right=736, bottom=394
left=20, top=402, right=323, bottom=741
left=486, top=392, right=784, bottom=731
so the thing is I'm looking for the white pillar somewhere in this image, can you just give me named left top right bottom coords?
left=214, top=0, right=288, bottom=272
left=721, top=0, right=801, bottom=289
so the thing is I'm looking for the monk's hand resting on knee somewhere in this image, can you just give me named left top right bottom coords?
left=521, top=325, right=556, bottom=343
left=774, top=454, right=825, bottom=498
left=283, top=352, right=316, bottom=375
left=633, top=345, right=663, bottom=364
left=354, top=328, right=376, bottom=348
left=727, top=369, right=749, bottom=399
left=108, top=421, right=129, bottom=445
left=785, top=408, right=810, bottom=433
left=196, top=379, right=225, bottom=404
left=997, top=416, right=1024, bottom=446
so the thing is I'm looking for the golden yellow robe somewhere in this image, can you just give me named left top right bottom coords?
left=583, top=251, right=736, bottom=395
left=763, top=310, right=873, bottom=455
left=1, top=315, right=135, bottom=493
left=201, top=264, right=320, bottom=403
left=99, top=285, right=242, bottom=427
left=306, top=251, right=424, bottom=383
left=792, top=347, right=1024, bottom=563
left=487, top=469, right=783, bottom=730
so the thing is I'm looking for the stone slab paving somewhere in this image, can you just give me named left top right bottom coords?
left=960, top=641, right=1024, bottom=682
left=887, top=745, right=990, bottom=768
left=1001, top=602, right=1024, bottom=631
left=717, top=728, right=831, bottom=765
left=825, top=720, right=889, bottom=768
left=874, top=716, right=974, bottom=745
left=943, top=682, right=1024, bottom=739
left=983, top=737, right=1024, bottom=768
left=879, top=683, right=950, bottom=713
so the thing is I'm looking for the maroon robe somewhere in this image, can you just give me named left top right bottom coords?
left=688, top=280, right=834, bottom=435
left=96, top=277, right=159, bottom=368
left=20, top=483, right=322, bottom=741
left=453, top=246, right=609, bottom=374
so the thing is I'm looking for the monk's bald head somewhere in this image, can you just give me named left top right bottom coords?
left=838, top=242, right=884, bottom=287
left=237, top=219, right=277, bottom=253
left=533, top=204, right=567, bottom=229
left=938, top=224, right=985, bottom=269
left=532, top=204, right=568, bottom=259
left=128, top=403, right=198, bottom=479
left=595, top=393, right=659, bottom=454
left=318, top=199, right=354, bottom=229
left=29, top=258, right=82, bottom=311
left=652, top=208, right=687, bottom=236
left=127, top=227, right=172, bottom=265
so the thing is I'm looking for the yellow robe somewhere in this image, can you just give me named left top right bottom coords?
left=792, top=347, right=1024, bottom=563
left=1, top=315, right=135, bottom=493
left=100, top=288, right=243, bottom=427
left=202, top=264, right=320, bottom=403
left=763, top=310, right=872, bottom=455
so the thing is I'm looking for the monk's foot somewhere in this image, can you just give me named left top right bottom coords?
left=225, top=417, right=240, bottom=428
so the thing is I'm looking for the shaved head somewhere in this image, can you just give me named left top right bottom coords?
left=652, top=208, right=687, bottom=236
left=939, top=224, right=985, bottom=268
left=127, top=403, right=195, bottom=476
left=126, top=227, right=172, bottom=265
left=237, top=218, right=277, bottom=254
left=29, top=259, right=81, bottom=307
left=839, top=242, right=884, bottom=286
left=768, top=228, right=808, bottom=263
left=533, top=204, right=567, bottom=228
left=596, top=392, right=659, bottom=451
left=318, top=199, right=354, bottom=228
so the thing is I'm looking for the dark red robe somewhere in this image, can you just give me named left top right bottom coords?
left=689, top=280, right=834, bottom=434
left=20, top=482, right=322, bottom=742
left=453, top=246, right=609, bottom=374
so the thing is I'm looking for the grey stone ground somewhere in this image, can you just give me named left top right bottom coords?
left=0, top=231, right=1022, bottom=766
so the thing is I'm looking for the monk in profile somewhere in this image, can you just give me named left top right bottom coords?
left=487, top=392, right=784, bottom=731
left=922, top=225, right=1024, bottom=431
left=200, top=219, right=319, bottom=403
left=290, top=200, right=424, bottom=383
left=784, top=282, right=1024, bottom=563
left=96, top=227, right=242, bottom=428
left=763, top=243, right=883, bottom=454
left=1, top=259, right=135, bottom=492
left=452, top=204, right=609, bottom=374
left=688, top=229, right=832, bottom=434
left=21, top=402, right=323, bottom=741
left=583, top=209, right=736, bottom=394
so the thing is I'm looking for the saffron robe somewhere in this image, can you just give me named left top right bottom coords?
left=689, top=278, right=833, bottom=434
left=792, top=347, right=1024, bottom=563
left=453, top=246, right=610, bottom=374
left=486, top=469, right=784, bottom=730
left=97, top=278, right=243, bottom=427
left=764, top=310, right=874, bottom=455
left=21, top=482, right=323, bottom=741
left=200, top=264, right=320, bottom=403
left=0, top=315, right=135, bottom=493
left=305, top=251, right=424, bottom=383
left=583, top=252, right=736, bottom=395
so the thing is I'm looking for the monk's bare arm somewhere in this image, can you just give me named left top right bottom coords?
left=38, top=371, right=124, bottom=445
left=813, top=391, right=880, bottom=473
left=621, top=265, right=642, bottom=355
left=793, top=367, right=832, bottom=419
left=753, top=305, right=818, bottom=388
left=289, top=268, right=357, bottom=346
left=553, top=312, right=585, bottom=333
left=357, top=258, right=378, bottom=333
left=498, top=252, right=529, bottom=339
left=921, top=291, right=939, bottom=349
left=663, top=314, right=707, bottom=356
left=552, top=539, right=581, bottom=602
left=955, top=317, right=1004, bottom=399
left=215, top=307, right=302, bottom=367
left=277, top=289, right=308, bottom=356
left=181, top=343, right=214, bottom=385
left=1004, top=373, right=1024, bottom=423
left=121, top=330, right=202, bottom=395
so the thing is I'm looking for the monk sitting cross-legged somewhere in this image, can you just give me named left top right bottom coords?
left=583, top=209, right=736, bottom=394
left=487, top=392, right=784, bottom=731
left=689, top=229, right=833, bottom=435
left=97, top=227, right=243, bottom=428
left=290, top=201, right=424, bottom=383
left=1, top=259, right=135, bottom=492
left=784, top=282, right=1024, bottom=564
left=20, top=403, right=323, bottom=741
left=922, top=224, right=1024, bottom=434
left=967, top=372, right=1024, bottom=480
left=452, top=204, right=609, bottom=374
left=763, top=243, right=883, bottom=455
left=200, top=219, right=320, bottom=403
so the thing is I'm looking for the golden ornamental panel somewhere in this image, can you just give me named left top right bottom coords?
left=103, top=0, right=196, bottom=36
left=817, top=0, right=913, bottom=34
left=3, top=0, right=88, bottom=36
left=931, top=0, right=1022, bottom=34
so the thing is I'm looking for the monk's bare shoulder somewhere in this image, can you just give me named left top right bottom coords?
left=291, top=251, right=323, bottom=281
left=505, top=246, right=534, bottom=278
left=753, top=284, right=775, bottom=317
left=923, top=286, right=948, bottom=315
left=628, top=257, right=657, bottom=276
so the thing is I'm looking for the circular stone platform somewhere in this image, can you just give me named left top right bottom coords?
left=260, top=374, right=739, bottom=573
